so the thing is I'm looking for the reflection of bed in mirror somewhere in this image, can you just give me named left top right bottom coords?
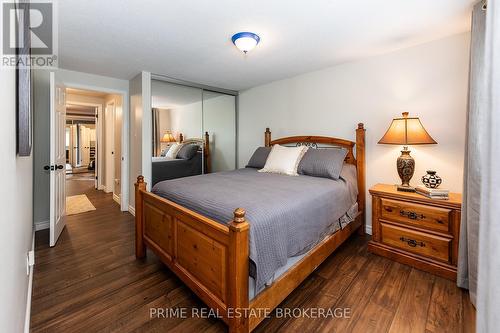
left=151, top=132, right=210, bottom=187
left=179, top=132, right=211, bottom=174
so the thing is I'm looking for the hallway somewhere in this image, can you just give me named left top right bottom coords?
left=65, top=172, right=95, bottom=196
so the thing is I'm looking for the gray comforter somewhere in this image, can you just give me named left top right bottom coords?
left=152, top=166, right=358, bottom=292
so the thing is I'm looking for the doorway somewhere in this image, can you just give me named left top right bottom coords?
left=65, top=107, right=97, bottom=198
left=66, top=103, right=96, bottom=179
left=63, top=88, right=124, bottom=216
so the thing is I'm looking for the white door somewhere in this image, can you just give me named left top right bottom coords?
left=105, top=101, right=115, bottom=193
left=71, top=124, right=77, bottom=167
left=81, top=126, right=90, bottom=167
left=49, top=72, right=67, bottom=247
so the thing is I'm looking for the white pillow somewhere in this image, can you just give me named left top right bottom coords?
left=165, top=143, right=184, bottom=158
left=258, top=145, right=308, bottom=176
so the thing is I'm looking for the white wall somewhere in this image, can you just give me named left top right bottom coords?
left=153, top=102, right=203, bottom=144
left=238, top=33, right=470, bottom=233
left=33, top=69, right=130, bottom=228
left=129, top=71, right=152, bottom=211
left=157, top=108, right=171, bottom=141
left=170, top=101, right=203, bottom=140
left=0, top=67, right=34, bottom=332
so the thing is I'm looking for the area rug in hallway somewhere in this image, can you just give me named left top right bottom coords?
left=66, top=194, right=96, bottom=215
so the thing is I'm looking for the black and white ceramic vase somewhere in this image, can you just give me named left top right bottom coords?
left=421, top=170, right=442, bottom=189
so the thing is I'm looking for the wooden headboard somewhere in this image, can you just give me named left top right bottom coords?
left=264, top=123, right=366, bottom=228
left=179, top=132, right=211, bottom=173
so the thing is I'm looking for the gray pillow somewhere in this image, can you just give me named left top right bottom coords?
left=177, top=144, right=199, bottom=160
left=246, top=147, right=272, bottom=168
left=298, top=148, right=348, bottom=180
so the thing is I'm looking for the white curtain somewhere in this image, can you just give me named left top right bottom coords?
left=457, top=1, right=486, bottom=306
left=475, top=0, right=500, bottom=331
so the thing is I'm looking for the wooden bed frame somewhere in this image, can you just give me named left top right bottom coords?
left=135, top=124, right=366, bottom=333
left=179, top=131, right=211, bottom=173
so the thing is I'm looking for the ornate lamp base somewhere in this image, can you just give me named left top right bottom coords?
left=397, top=184, right=416, bottom=192
left=396, top=147, right=415, bottom=192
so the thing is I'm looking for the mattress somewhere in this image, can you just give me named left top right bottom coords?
left=248, top=201, right=357, bottom=300
left=152, top=165, right=358, bottom=292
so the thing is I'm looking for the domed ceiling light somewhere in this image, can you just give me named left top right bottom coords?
left=231, top=32, right=260, bottom=54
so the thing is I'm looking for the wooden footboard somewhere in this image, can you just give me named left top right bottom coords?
left=135, top=176, right=249, bottom=332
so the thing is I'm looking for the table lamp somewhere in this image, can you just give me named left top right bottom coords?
left=160, top=131, right=176, bottom=144
left=378, top=112, right=437, bottom=192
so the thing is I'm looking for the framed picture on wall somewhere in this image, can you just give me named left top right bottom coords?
left=16, top=1, right=33, bottom=157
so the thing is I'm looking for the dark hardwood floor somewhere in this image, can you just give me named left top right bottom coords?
left=31, top=181, right=476, bottom=332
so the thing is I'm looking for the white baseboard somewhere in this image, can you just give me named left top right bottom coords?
left=24, top=233, right=35, bottom=333
left=365, top=224, right=373, bottom=235
left=128, top=205, right=135, bottom=216
left=34, top=220, right=49, bottom=231
left=113, top=193, right=120, bottom=205
left=98, top=184, right=106, bottom=191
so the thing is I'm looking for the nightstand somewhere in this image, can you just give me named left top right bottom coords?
left=368, top=184, right=462, bottom=280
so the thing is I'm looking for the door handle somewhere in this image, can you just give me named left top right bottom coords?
left=44, top=165, right=64, bottom=171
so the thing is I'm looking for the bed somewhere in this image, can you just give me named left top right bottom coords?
left=151, top=154, right=202, bottom=186
left=151, top=132, right=211, bottom=186
left=134, top=124, right=366, bottom=333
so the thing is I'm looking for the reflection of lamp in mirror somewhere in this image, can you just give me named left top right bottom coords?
left=378, top=112, right=437, bottom=192
left=161, top=131, right=176, bottom=144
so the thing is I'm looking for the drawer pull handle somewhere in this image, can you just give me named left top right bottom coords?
left=436, top=219, right=444, bottom=224
left=400, top=237, right=425, bottom=248
left=384, top=206, right=393, bottom=212
left=400, top=210, right=425, bottom=220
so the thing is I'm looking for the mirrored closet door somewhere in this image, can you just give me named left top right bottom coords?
left=151, top=80, right=203, bottom=186
left=203, top=90, right=236, bottom=173
left=150, top=79, right=236, bottom=187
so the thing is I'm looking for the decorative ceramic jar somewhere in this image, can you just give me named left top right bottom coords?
left=421, top=170, right=442, bottom=189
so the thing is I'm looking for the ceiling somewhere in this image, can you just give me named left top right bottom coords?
left=59, top=0, right=474, bottom=91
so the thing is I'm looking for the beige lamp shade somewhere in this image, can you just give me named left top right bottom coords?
left=160, top=132, right=176, bottom=143
left=378, top=112, right=437, bottom=145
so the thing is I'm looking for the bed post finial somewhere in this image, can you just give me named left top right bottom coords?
left=135, top=175, right=147, bottom=259
left=179, top=133, right=183, bottom=143
left=204, top=131, right=211, bottom=174
left=265, top=128, right=271, bottom=147
left=229, top=207, right=250, bottom=333
left=233, top=208, right=246, bottom=224
left=355, top=123, right=366, bottom=236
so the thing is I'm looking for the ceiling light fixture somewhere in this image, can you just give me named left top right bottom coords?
left=231, top=32, right=260, bottom=54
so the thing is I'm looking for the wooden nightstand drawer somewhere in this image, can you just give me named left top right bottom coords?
left=380, top=222, right=451, bottom=263
left=380, top=198, right=451, bottom=233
